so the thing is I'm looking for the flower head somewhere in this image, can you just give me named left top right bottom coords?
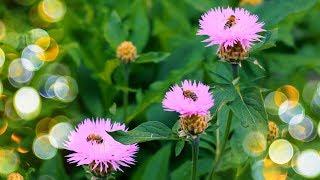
left=116, top=41, right=137, bottom=63
left=162, top=80, right=214, bottom=117
left=197, top=7, right=264, bottom=62
left=65, top=118, right=138, bottom=177
left=267, top=121, right=279, bottom=143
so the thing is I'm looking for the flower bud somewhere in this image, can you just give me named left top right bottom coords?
left=116, top=41, right=137, bottom=63
left=267, top=121, right=279, bottom=143
left=179, top=114, right=211, bottom=136
left=218, top=41, right=248, bottom=64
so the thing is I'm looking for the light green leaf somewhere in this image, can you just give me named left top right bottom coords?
left=109, top=121, right=178, bottom=144
left=99, top=58, right=120, bottom=84
left=38, top=154, right=69, bottom=180
left=251, top=29, right=278, bottom=52
left=134, top=52, right=170, bottom=64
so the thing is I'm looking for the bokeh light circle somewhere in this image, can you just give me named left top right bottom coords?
left=21, top=45, right=45, bottom=71
left=276, top=85, right=299, bottom=107
left=38, top=0, right=66, bottom=23
left=0, top=119, right=8, bottom=135
left=269, top=139, right=293, bottom=165
left=49, top=122, right=73, bottom=149
left=295, top=149, right=320, bottom=178
left=39, top=37, right=59, bottom=62
left=8, top=58, right=34, bottom=84
left=33, top=135, right=57, bottom=160
left=0, top=20, right=5, bottom=40
left=0, top=149, right=19, bottom=175
left=26, top=28, right=50, bottom=49
left=0, top=48, right=5, bottom=68
left=289, top=116, right=314, bottom=141
left=14, top=87, right=41, bottom=120
left=278, top=101, right=305, bottom=124
left=264, top=91, right=287, bottom=115
left=242, top=131, right=267, bottom=157
left=53, top=76, right=78, bottom=102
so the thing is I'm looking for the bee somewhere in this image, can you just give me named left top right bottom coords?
left=86, top=134, right=104, bottom=144
left=183, top=90, right=198, bottom=101
left=224, top=15, right=238, bottom=29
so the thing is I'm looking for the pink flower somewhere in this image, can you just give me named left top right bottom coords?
left=162, top=80, right=214, bottom=116
left=197, top=7, right=264, bottom=59
left=65, top=118, right=138, bottom=175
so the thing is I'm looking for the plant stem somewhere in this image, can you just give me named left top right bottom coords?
left=191, top=136, right=200, bottom=180
left=231, top=64, right=239, bottom=79
left=123, top=64, right=129, bottom=121
left=209, top=109, right=233, bottom=179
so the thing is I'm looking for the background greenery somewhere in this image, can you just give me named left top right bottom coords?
left=1, top=0, right=320, bottom=179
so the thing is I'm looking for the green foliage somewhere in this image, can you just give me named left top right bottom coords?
left=1, top=0, right=320, bottom=179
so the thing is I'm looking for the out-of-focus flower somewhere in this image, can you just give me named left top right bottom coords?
left=162, top=80, right=214, bottom=116
left=197, top=7, right=264, bottom=63
left=267, top=121, right=279, bottom=144
left=240, top=0, right=263, bottom=6
left=116, top=41, right=137, bottom=63
left=65, top=118, right=138, bottom=177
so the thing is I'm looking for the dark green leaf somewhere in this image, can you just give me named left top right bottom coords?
left=134, top=52, right=170, bottom=64
left=104, top=11, right=128, bottom=49
left=175, top=140, right=185, bottom=156
left=109, top=121, right=178, bottom=144
left=141, top=144, right=171, bottom=180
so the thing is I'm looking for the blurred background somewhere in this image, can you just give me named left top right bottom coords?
left=0, top=0, right=320, bottom=179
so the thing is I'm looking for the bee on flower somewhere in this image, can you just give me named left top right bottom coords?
left=197, top=7, right=265, bottom=64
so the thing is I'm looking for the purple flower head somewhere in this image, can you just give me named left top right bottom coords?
left=197, top=7, right=264, bottom=50
left=65, top=118, right=138, bottom=175
left=162, top=80, right=214, bottom=117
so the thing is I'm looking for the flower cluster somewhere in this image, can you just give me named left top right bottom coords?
left=162, top=80, right=214, bottom=137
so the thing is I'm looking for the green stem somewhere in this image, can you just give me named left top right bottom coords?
left=191, top=136, right=200, bottom=180
left=209, top=110, right=233, bottom=179
left=123, top=64, right=129, bottom=121
left=231, top=64, right=239, bottom=79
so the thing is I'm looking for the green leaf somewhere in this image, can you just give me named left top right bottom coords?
left=175, top=140, right=185, bottom=156
left=38, top=154, right=69, bottom=180
left=78, top=66, right=105, bottom=117
left=170, top=161, right=192, bottom=180
left=251, top=29, right=278, bottom=52
left=104, top=11, right=128, bottom=49
left=99, top=58, right=120, bottom=84
left=109, top=121, right=178, bottom=144
left=129, top=0, right=149, bottom=52
left=229, top=86, right=267, bottom=128
left=141, top=144, right=171, bottom=180
left=252, top=0, right=317, bottom=27
left=134, top=52, right=170, bottom=64
left=210, top=85, right=237, bottom=116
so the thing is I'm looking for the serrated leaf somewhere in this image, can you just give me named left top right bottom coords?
left=109, top=121, right=178, bottom=144
left=134, top=52, right=170, bottom=64
left=104, top=11, right=128, bottom=49
left=251, top=29, right=278, bottom=52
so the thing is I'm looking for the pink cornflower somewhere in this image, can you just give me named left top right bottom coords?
left=162, top=80, right=214, bottom=117
left=197, top=7, right=264, bottom=62
left=65, top=118, right=138, bottom=176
